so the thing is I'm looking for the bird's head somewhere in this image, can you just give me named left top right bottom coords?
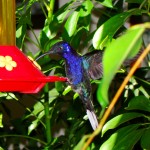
left=50, top=41, right=71, bottom=55
left=35, top=41, right=72, bottom=61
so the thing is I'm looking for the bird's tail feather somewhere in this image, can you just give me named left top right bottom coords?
left=84, top=100, right=98, bottom=130
left=86, top=109, right=98, bottom=130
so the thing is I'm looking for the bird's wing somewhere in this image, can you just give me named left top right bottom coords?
left=83, top=50, right=104, bottom=80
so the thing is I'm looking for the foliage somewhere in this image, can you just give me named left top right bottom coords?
left=0, top=0, right=150, bottom=149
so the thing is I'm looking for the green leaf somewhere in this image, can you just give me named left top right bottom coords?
left=125, top=0, right=143, bottom=3
left=100, top=124, right=144, bottom=150
left=0, top=147, right=4, bottom=150
left=63, top=86, right=72, bottom=95
left=16, top=25, right=27, bottom=49
left=25, top=101, right=44, bottom=119
left=0, top=113, right=3, bottom=128
left=54, top=0, right=74, bottom=18
left=93, top=9, right=140, bottom=50
left=27, top=88, right=59, bottom=135
left=40, top=1, right=72, bottom=49
left=71, top=28, right=88, bottom=48
left=64, top=11, right=80, bottom=37
left=97, top=23, right=149, bottom=108
left=141, top=128, right=150, bottom=149
left=96, top=0, right=113, bottom=8
left=79, top=0, right=93, bottom=17
left=39, top=24, right=57, bottom=50
left=74, top=135, right=90, bottom=150
left=28, top=111, right=45, bottom=135
left=16, top=10, right=32, bottom=48
left=48, top=88, right=59, bottom=103
left=0, top=92, right=18, bottom=100
left=55, top=82, right=64, bottom=92
left=102, top=112, right=144, bottom=136
left=126, top=95, right=150, bottom=112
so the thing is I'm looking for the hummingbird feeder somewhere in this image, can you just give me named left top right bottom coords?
left=0, top=1, right=67, bottom=93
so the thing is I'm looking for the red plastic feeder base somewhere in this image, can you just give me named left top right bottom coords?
left=0, top=46, right=67, bottom=93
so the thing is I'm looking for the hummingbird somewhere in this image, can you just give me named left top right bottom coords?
left=36, top=41, right=142, bottom=130
left=36, top=41, right=104, bottom=130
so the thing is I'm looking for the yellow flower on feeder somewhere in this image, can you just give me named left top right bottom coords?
left=28, top=56, right=41, bottom=70
left=0, top=56, right=17, bottom=71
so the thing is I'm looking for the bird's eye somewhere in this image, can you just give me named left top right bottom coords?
left=59, top=46, right=63, bottom=50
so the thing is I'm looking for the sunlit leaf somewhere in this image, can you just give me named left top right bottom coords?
left=48, top=88, right=59, bottom=103
left=79, top=0, right=93, bottom=17
left=0, top=146, right=4, bottom=150
left=96, top=0, right=113, bottom=8
left=64, top=11, right=80, bottom=37
left=0, top=92, right=18, bottom=100
left=63, top=86, right=72, bottom=95
left=74, top=135, right=90, bottom=150
left=102, top=112, right=144, bottom=136
left=16, top=10, right=32, bottom=48
left=97, top=23, right=149, bottom=108
left=93, top=9, right=140, bottom=49
left=25, top=101, right=44, bottom=119
left=0, top=113, right=3, bottom=128
left=100, top=124, right=144, bottom=150
left=40, top=1, right=73, bottom=49
left=28, top=111, right=45, bottom=135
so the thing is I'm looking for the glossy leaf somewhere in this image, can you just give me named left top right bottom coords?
left=64, top=11, right=80, bottom=37
left=97, top=24, right=149, bottom=108
left=27, top=88, right=59, bottom=134
left=100, top=124, right=144, bottom=150
left=93, top=9, right=140, bottom=50
left=0, top=113, right=3, bottom=128
left=126, top=95, right=150, bottom=112
left=39, top=25, right=55, bottom=49
left=102, top=112, right=144, bottom=136
left=16, top=10, right=32, bottom=48
left=48, top=88, right=60, bottom=103
left=79, top=0, right=93, bottom=17
left=74, top=135, right=89, bottom=150
left=25, top=101, right=44, bottom=119
left=16, top=25, right=27, bottom=49
left=28, top=111, right=45, bottom=135
left=96, top=0, right=113, bottom=8
left=63, top=86, right=72, bottom=95
left=39, top=2, right=72, bottom=49
left=141, top=128, right=150, bottom=149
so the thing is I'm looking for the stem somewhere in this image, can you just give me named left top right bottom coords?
left=0, top=134, right=46, bottom=145
left=29, top=26, right=41, bottom=47
left=139, top=0, right=147, bottom=9
left=47, top=0, right=55, bottom=24
left=25, top=36, right=40, bottom=48
left=44, top=86, right=52, bottom=147
left=39, top=0, right=48, bottom=18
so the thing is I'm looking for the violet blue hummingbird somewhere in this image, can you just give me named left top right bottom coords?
left=36, top=41, right=104, bottom=130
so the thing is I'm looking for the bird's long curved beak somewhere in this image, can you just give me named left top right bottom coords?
left=35, top=51, right=53, bottom=61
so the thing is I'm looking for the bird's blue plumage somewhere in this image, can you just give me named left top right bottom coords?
left=36, top=41, right=102, bottom=130
left=36, top=41, right=142, bottom=130
left=65, top=55, right=83, bottom=85
left=60, top=44, right=83, bottom=85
